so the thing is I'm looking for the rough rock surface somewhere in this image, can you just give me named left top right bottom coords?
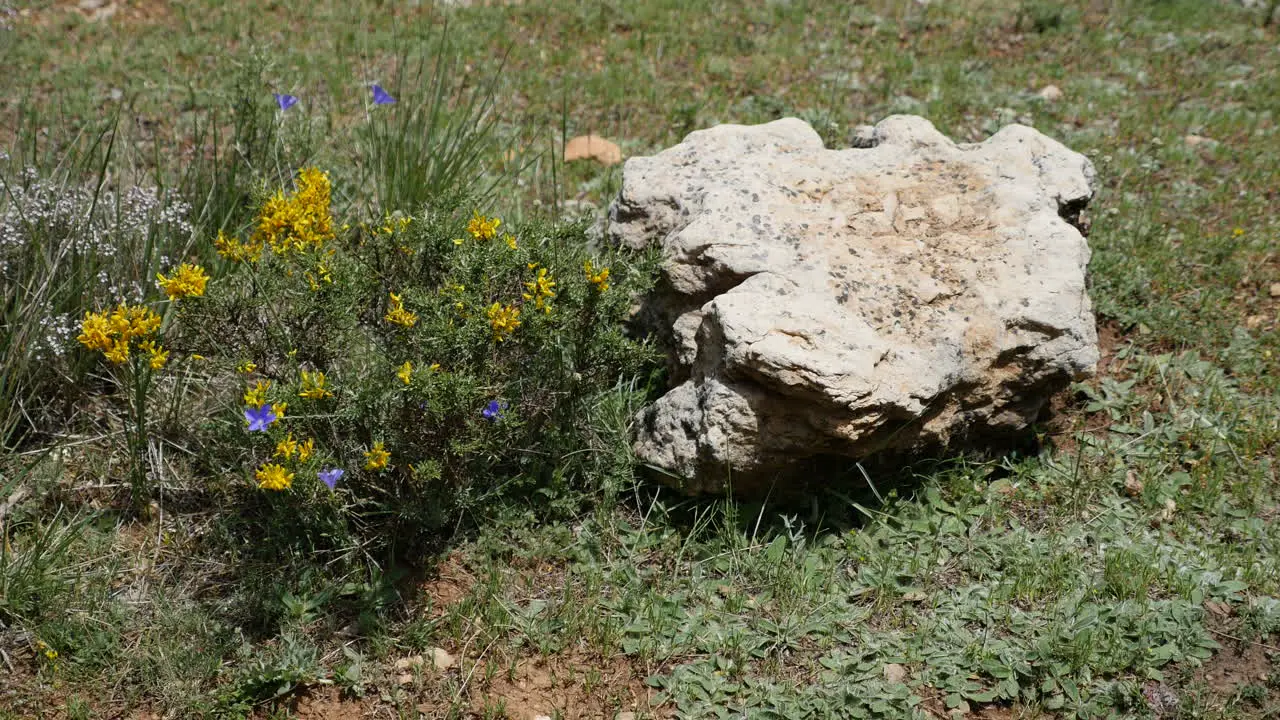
left=609, top=116, right=1099, bottom=494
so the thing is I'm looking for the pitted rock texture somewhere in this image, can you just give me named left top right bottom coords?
left=610, top=116, right=1099, bottom=494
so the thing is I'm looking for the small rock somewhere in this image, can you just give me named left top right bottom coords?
left=393, top=655, right=424, bottom=672
left=533, top=715, right=553, bottom=720
left=430, top=647, right=455, bottom=671
left=1037, top=84, right=1063, bottom=101
left=1143, top=682, right=1178, bottom=716
left=990, top=479, right=1017, bottom=497
left=1184, top=134, right=1218, bottom=148
left=1159, top=498, right=1177, bottom=523
left=615, top=713, right=638, bottom=720
left=883, top=663, right=908, bottom=684
left=395, top=673, right=414, bottom=685
left=901, top=590, right=928, bottom=603
left=1124, top=469, right=1144, bottom=497
left=849, top=124, right=878, bottom=148
left=1205, top=600, right=1232, bottom=617
left=78, top=0, right=117, bottom=21
left=564, top=135, right=622, bottom=166
left=1268, top=282, right=1280, bottom=298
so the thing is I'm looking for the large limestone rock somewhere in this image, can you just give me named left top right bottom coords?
left=609, top=116, right=1099, bottom=494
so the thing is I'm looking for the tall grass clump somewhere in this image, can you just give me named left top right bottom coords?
left=355, top=38, right=510, bottom=215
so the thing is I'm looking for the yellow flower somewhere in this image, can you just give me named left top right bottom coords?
left=274, top=433, right=299, bottom=459
left=156, top=263, right=210, bottom=299
left=298, top=370, right=333, bottom=400
left=397, top=361, right=413, bottom=385
left=429, top=362, right=441, bottom=372
left=244, top=380, right=271, bottom=407
left=252, top=167, right=335, bottom=255
left=584, top=260, right=611, bottom=293
left=192, top=354, right=205, bottom=361
left=522, top=267, right=557, bottom=314
left=271, top=402, right=288, bottom=420
left=35, top=640, right=57, bottom=662
left=466, top=210, right=501, bottom=241
left=78, top=304, right=163, bottom=360
left=237, top=361, right=257, bottom=374
left=1233, top=227, right=1245, bottom=237
left=139, top=340, right=168, bottom=370
left=305, top=260, right=334, bottom=292
left=122, top=305, right=162, bottom=338
left=504, top=233, right=518, bottom=250
left=104, top=338, right=130, bottom=364
left=76, top=311, right=113, bottom=351
left=384, top=292, right=418, bottom=328
left=214, top=230, right=262, bottom=263
left=486, top=302, right=521, bottom=342
left=297, top=438, right=314, bottom=462
left=255, top=463, right=295, bottom=491
left=364, top=441, right=390, bottom=471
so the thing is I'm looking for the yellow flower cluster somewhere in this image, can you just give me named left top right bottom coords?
left=252, top=167, right=335, bottom=255
left=305, top=259, right=334, bottom=292
left=273, top=433, right=315, bottom=462
left=214, top=231, right=263, bottom=264
left=138, top=340, right=169, bottom=370
left=397, top=361, right=413, bottom=385
left=298, top=370, right=333, bottom=400
left=486, top=302, right=521, bottom=342
left=364, top=441, right=390, bottom=471
left=156, top=263, right=210, bottom=300
left=523, top=267, right=557, bottom=314
left=244, top=380, right=271, bottom=407
left=584, top=260, right=611, bottom=293
left=385, top=292, right=418, bottom=328
left=237, top=361, right=257, bottom=374
left=371, top=215, right=413, bottom=236
left=35, top=640, right=58, bottom=663
left=255, top=463, right=295, bottom=491
left=77, top=304, right=165, bottom=366
left=466, top=211, right=501, bottom=241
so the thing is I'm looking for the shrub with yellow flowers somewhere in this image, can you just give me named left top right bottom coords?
left=181, top=170, right=659, bottom=559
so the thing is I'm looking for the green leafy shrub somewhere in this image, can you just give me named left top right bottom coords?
left=179, top=168, right=658, bottom=561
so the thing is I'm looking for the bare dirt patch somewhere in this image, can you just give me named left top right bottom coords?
left=419, top=551, right=479, bottom=617
left=258, top=687, right=383, bottom=720
left=1197, top=633, right=1276, bottom=696
left=21, top=0, right=174, bottom=30
left=468, top=651, right=667, bottom=720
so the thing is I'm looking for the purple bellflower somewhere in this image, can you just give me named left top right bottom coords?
left=244, top=404, right=278, bottom=432
left=371, top=84, right=396, bottom=105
